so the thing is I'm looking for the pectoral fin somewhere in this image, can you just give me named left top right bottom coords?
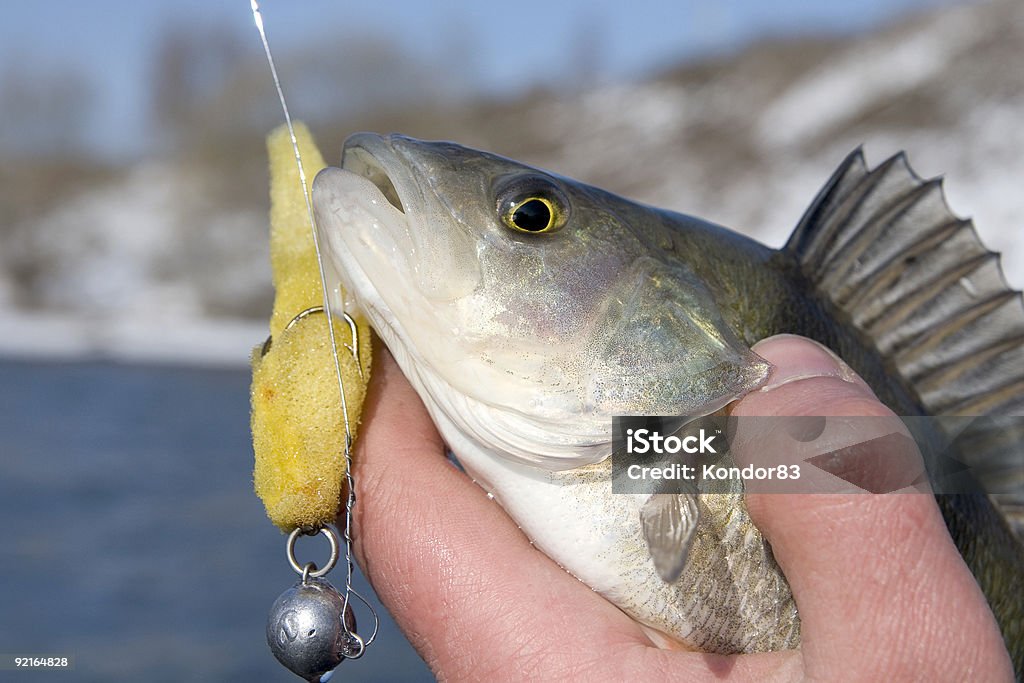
left=640, top=493, right=700, bottom=583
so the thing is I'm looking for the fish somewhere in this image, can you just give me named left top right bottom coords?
left=310, top=133, right=1024, bottom=672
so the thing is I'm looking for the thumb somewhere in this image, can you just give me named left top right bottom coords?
left=729, top=334, right=1010, bottom=681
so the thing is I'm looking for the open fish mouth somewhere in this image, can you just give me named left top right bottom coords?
left=310, top=143, right=412, bottom=347
left=340, top=139, right=405, bottom=214
left=317, top=133, right=484, bottom=307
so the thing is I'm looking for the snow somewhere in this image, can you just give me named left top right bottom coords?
left=756, top=6, right=981, bottom=149
left=12, top=163, right=205, bottom=317
left=1, top=161, right=271, bottom=367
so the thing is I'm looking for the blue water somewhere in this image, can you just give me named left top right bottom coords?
left=0, top=359, right=433, bottom=682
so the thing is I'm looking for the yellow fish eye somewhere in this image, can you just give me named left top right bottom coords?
left=507, top=197, right=557, bottom=233
left=496, top=175, right=570, bottom=234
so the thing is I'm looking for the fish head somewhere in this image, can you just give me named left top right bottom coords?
left=313, top=133, right=769, bottom=470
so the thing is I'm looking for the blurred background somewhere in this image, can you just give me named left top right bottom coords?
left=1, top=0, right=1021, bottom=680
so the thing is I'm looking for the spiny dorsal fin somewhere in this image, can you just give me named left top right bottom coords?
left=785, top=149, right=1024, bottom=531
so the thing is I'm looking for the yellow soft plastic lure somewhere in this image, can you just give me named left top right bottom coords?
left=250, top=123, right=372, bottom=531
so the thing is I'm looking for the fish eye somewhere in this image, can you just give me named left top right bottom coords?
left=495, top=175, right=570, bottom=234
left=509, top=197, right=555, bottom=232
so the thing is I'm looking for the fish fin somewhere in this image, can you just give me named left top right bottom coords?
left=786, top=149, right=1024, bottom=526
left=942, top=416, right=1024, bottom=535
left=640, top=493, right=700, bottom=583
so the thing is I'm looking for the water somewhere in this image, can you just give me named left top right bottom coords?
left=0, top=359, right=432, bottom=682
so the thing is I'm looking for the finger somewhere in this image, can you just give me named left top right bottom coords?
left=731, top=335, right=1011, bottom=681
left=348, top=341, right=648, bottom=678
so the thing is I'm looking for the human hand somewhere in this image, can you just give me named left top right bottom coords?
left=348, top=335, right=1013, bottom=681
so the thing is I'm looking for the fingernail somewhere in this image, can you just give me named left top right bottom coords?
left=753, top=334, right=863, bottom=393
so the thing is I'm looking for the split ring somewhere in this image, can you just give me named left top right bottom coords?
left=286, top=526, right=339, bottom=578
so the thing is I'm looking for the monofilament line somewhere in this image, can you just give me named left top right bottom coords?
left=250, top=0, right=360, bottom=612
left=249, top=1, right=355, bottom=477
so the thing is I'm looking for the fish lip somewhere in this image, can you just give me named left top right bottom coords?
left=340, top=133, right=410, bottom=214
left=322, top=132, right=423, bottom=300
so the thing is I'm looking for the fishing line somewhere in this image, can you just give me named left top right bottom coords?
left=251, top=1, right=377, bottom=680
left=249, top=3, right=353, bottom=444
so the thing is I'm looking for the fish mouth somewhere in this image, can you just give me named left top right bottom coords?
left=312, top=132, right=478, bottom=344
left=311, top=134, right=417, bottom=324
left=340, top=135, right=406, bottom=214
left=320, top=133, right=483, bottom=304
